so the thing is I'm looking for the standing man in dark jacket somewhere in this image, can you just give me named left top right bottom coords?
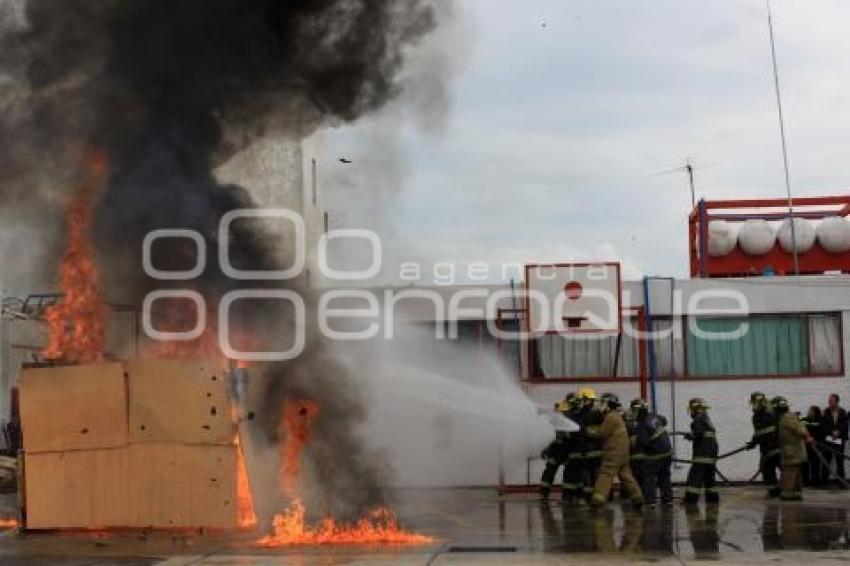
left=746, top=392, right=781, bottom=498
left=822, top=393, right=848, bottom=486
left=633, top=398, right=673, bottom=505
left=683, top=398, right=719, bottom=506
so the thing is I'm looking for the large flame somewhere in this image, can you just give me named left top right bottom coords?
left=255, top=399, right=434, bottom=547
left=235, top=435, right=257, bottom=529
left=42, top=154, right=108, bottom=363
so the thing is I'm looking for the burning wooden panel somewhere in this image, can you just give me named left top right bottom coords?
left=18, top=363, right=128, bottom=452
left=24, top=448, right=129, bottom=529
left=126, top=360, right=234, bottom=445
left=127, top=444, right=238, bottom=529
left=20, top=360, right=251, bottom=530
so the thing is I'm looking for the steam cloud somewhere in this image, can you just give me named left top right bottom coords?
left=0, top=0, right=450, bottom=520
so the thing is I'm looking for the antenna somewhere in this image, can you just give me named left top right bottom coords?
left=685, top=158, right=696, bottom=209
left=649, top=157, right=705, bottom=208
left=767, top=0, right=799, bottom=275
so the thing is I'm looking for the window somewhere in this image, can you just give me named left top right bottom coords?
left=534, top=332, right=640, bottom=379
left=687, top=313, right=842, bottom=378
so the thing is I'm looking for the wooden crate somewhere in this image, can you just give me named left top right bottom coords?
left=127, top=360, right=234, bottom=445
left=127, top=444, right=238, bottom=529
left=24, top=448, right=129, bottom=529
left=18, top=363, right=128, bottom=453
left=20, top=360, right=244, bottom=530
left=23, top=444, right=238, bottom=529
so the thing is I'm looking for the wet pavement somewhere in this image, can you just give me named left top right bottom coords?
left=2, top=487, right=850, bottom=564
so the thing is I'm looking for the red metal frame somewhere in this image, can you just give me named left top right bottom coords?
left=689, top=195, right=850, bottom=278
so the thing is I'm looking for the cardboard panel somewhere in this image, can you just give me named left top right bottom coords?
left=18, top=363, right=128, bottom=453
left=127, top=360, right=235, bottom=445
left=127, top=444, right=238, bottom=529
left=24, top=448, right=129, bottom=529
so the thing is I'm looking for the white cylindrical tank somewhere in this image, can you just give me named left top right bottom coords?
left=738, top=219, right=776, bottom=255
left=817, top=217, right=850, bottom=253
left=777, top=217, right=816, bottom=254
left=706, top=221, right=737, bottom=257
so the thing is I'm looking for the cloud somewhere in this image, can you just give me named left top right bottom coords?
left=325, top=0, right=850, bottom=282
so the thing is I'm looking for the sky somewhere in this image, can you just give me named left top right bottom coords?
left=324, top=0, right=850, bottom=284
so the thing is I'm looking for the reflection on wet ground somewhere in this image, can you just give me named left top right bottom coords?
left=2, top=488, right=850, bottom=563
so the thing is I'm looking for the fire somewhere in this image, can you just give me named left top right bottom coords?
left=280, top=399, right=319, bottom=497
left=255, top=399, right=434, bottom=548
left=235, top=436, right=257, bottom=528
left=42, top=153, right=108, bottom=363
left=255, top=501, right=434, bottom=546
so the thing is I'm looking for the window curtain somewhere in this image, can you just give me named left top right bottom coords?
left=808, top=314, right=842, bottom=374
left=536, top=333, right=639, bottom=378
left=687, top=316, right=807, bottom=377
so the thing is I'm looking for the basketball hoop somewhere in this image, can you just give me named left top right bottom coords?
left=525, top=262, right=622, bottom=334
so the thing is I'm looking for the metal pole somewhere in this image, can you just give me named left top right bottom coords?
left=767, top=0, right=799, bottom=274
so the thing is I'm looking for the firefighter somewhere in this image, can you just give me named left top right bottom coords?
left=540, top=393, right=576, bottom=500
left=623, top=401, right=645, bottom=498
left=583, top=393, right=644, bottom=508
left=683, top=398, right=719, bottom=506
left=772, top=396, right=814, bottom=501
left=633, top=398, right=673, bottom=505
left=578, top=387, right=603, bottom=501
left=562, top=394, right=587, bottom=506
left=746, top=391, right=781, bottom=498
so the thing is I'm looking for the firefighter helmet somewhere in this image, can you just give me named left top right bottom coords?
left=600, top=392, right=620, bottom=408
left=688, top=397, right=710, bottom=413
left=630, top=398, right=649, bottom=413
left=750, top=391, right=769, bottom=410
left=770, top=396, right=789, bottom=411
left=578, top=387, right=597, bottom=401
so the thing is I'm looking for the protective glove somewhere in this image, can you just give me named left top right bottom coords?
left=683, top=433, right=693, bottom=442
left=746, top=441, right=757, bottom=450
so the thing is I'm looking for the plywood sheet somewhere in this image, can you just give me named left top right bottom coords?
left=127, top=444, right=238, bottom=529
left=127, top=360, right=235, bottom=445
left=19, top=363, right=128, bottom=453
left=24, top=448, right=129, bottom=529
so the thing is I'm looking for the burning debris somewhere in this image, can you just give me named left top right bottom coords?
left=256, top=399, right=433, bottom=547
left=1, top=0, right=451, bottom=540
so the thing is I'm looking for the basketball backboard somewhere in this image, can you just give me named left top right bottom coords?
left=524, top=262, right=622, bottom=334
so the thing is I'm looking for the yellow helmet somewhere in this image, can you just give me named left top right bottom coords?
left=578, top=387, right=597, bottom=401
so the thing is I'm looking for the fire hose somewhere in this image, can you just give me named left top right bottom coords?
left=809, top=443, right=850, bottom=489
left=816, top=440, right=850, bottom=463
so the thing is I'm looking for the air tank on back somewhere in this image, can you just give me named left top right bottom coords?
left=738, top=219, right=776, bottom=255
left=777, top=217, right=816, bottom=254
left=817, top=217, right=850, bottom=253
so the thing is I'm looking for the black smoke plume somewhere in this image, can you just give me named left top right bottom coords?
left=0, top=0, right=448, bottom=520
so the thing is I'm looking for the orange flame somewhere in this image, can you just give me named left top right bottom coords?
left=255, top=399, right=434, bottom=547
left=42, top=154, right=108, bottom=363
left=235, top=435, right=257, bottom=528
